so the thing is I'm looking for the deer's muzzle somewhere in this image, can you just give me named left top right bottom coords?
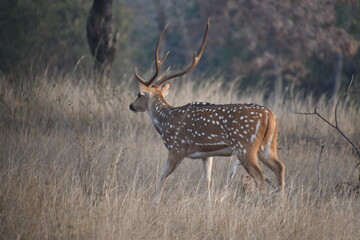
left=129, top=104, right=136, bottom=112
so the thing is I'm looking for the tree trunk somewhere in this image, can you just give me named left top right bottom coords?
left=153, top=0, right=168, bottom=56
left=173, top=0, right=192, bottom=59
left=154, top=0, right=166, bottom=31
left=272, top=58, right=283, bottom=107
left=330, top=52, right=343, bottom=104
left=86, top=0, right=119, bottom=76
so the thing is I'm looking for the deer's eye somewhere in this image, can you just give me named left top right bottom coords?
left=138, top=93, right=142, bottom=98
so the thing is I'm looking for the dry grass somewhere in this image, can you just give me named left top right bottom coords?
left=0, top=72, right=360, bottom=239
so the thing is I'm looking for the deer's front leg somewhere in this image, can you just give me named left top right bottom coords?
left=202, top=157, right=213, bottom=199
left=154, top=152, right=184, bottom=204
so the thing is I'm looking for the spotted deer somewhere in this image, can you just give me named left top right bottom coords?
left=129, top=19, right=285, bottom=202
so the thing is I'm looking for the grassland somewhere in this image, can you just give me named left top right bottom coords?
left=0, top=72, right=359, bottom=239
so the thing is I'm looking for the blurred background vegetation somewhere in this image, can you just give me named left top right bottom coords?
left=0, top=0, right=359, bottom=100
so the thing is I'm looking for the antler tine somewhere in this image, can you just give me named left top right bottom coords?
left=134, top=67, right=147, bottom=84
left=158, top=66, right=171, bottom=80
left=155, top=18, right=210, bottom=87
left=134, top=24, right=170, bottom=86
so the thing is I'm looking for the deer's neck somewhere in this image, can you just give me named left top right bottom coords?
left=148, top=96, right=173, bottom=134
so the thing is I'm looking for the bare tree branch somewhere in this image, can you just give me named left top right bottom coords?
left=304, top=116, right=326, bottom=193
left=286, top=75, right=360, bottom=167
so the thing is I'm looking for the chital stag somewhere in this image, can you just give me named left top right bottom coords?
left=129, top=19, right=285, bottom=202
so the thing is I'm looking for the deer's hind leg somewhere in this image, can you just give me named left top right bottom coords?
left=227, top=159, right=241, bottom=184
left=258, top=132, right=285, bottom=195
left=258, top=150, right=285, bottom=194
left=235, top=148, right=266, bottom=193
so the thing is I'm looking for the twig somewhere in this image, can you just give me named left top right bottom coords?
left=304, top=115, right=326, bottom=193
left=286, top=75, right=360, bottom=166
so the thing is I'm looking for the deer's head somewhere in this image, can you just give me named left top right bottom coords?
left=129, top=83, right=171, bottom=112
left=129, top=19, right=210, bottom=113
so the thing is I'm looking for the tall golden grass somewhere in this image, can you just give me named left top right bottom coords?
left=0, top=72, right=359, bottom=239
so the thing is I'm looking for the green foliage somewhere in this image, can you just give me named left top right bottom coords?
left=0, top=0, right=87, bottom=71
left=0, top=0, right=359, bottom=99
left=0, top=0, right=134, bottom=73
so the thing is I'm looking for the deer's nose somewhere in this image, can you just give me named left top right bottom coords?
left=129, top=104, right=136, bottom=112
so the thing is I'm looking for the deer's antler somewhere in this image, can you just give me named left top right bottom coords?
left=134, top=24, right=170, bottom=86
left=154, top=18, right=210, bottom=87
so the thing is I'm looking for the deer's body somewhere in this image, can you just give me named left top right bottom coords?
left=151, top=98, right=275, bottom=160
left=129, top=19, right=285, bottom=203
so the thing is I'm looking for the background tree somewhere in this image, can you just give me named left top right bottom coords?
left=1, top=0, right=359, bottom=100
left=195, top=0, right=359, bottom=101
left=0, top=0, right=92, bottom=73
left=87, top=0, right=119, bottom=76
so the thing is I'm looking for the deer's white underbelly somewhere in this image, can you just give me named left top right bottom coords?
left=187, top=147, right=233, bottom=159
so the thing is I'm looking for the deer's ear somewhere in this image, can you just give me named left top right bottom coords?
left=161, top=83, right=171, bottom=96
left=138, top=83, right=149, bottom=96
